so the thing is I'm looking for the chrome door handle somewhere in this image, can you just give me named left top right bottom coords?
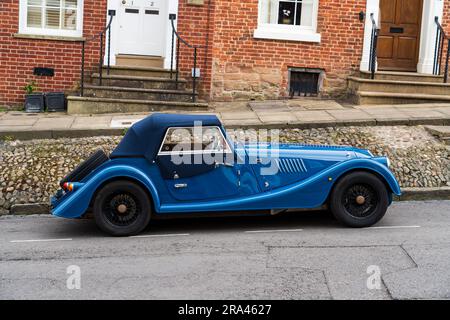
left=174, top=183, right=188, bottom=189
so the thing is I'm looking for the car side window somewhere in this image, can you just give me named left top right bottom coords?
left=158, top=127, right=231, bottom=155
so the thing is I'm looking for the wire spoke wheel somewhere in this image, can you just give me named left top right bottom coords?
left=94, top=181, right=151, bottom=236
left=342, top=184, right=378, bottom=218
left=102, top=192, right=141, bottom=227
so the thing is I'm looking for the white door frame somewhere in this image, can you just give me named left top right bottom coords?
left=360, top=0, right=444, bottom=74
left=105, top=0, right=179, bottom=69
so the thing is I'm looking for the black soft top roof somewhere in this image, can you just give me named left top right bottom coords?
left=110, top=113, right=222, bottom=161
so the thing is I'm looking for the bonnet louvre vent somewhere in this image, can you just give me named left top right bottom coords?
left=276, top=158, right=307, bottom=174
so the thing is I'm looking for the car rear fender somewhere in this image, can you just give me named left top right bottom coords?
left=52, top=165, right=160, bottom=219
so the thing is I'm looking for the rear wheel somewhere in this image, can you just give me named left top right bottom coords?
left=329, top=171, right=389, bottom=228
left=93, top=180, right=151, bottom=236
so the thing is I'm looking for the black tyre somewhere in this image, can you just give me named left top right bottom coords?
left=329, top=171, right=389, bottom=228
left=93, top=180, right=151, bottom=236
left=60, top=149, right=109, bottom=187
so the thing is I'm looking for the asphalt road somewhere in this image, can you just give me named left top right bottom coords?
left=1, top=201, right=449, bottom=300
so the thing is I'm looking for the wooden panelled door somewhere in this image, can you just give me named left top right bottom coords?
left=378, top=0, right=423, bottom=71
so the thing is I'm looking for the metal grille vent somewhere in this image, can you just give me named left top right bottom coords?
left=289, top=68, right=323, bottom=97
left=276, top=158, right=307, bottom=174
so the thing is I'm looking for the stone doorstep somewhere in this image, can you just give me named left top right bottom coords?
left=222, top=119, right=263, bottom=127
left=326, top=109, right=375, bottom=121
left=397, top=109, right=449, bottom=119
left=72, top=116, right=113, bottom=126
left=0, top=125, right=34, bottom=131
left=424, top=126, right=450, bottom=138
left=258, top=114, right=297, bottom=124
left=248, top=101, right=287, bottom=109
left=287, top=100, right=345, bottom=110
left=4, top=187, right=450, bottom=216
left=390, top=103, right=450, bottom=108
left=293, top=110, right=336, bottom=122
left=219, top=112, right=258, bottom=120
left=435, top=108, right=450, bottom=116
left=364, top=112, right=410, bottom=118
left=0, top=118, right=39, bottom=126
left=33, top=117, right=75, bottom=129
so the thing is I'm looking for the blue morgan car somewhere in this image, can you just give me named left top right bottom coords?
left=51, top=113, right=401, bottom=236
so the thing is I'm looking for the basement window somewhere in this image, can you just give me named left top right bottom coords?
left=288, top=68, right=323, bottom=97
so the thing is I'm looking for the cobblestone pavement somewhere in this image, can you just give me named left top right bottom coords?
left=1, top=125, right=449, bottom=214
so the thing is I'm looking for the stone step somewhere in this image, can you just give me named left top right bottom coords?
left=67, top=96, right=208, bottom=115
left=443, top=137, right=450, bottom=146
left=84, top=85, right=196, bottom=102
left=116, top=54, right=164, bottom=68
left=103, top=65, right=175, bottom=78
left=359, top=70, right=445, bottom=83
left=355, top=91, right=450, bottom=105
left=349, top=77, right=450, bottom=96
left=424, top=126, right=450, bottom=138
left=90, top=74, right=187, bottom=90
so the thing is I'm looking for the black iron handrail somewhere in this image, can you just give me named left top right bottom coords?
left=169, top=14, right=205, bottom=103
left=368, top=13, right=379, bottom=80
left=80, top=10, right=115, bottom=97
left=433, top=17, right=449, bottom=83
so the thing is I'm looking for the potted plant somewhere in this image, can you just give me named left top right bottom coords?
left=45, top=92, right=66, bottom=112
left=23, top=80, right=44, bottom=113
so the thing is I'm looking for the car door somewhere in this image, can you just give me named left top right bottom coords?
left=156, top=126, right=241, bottom=202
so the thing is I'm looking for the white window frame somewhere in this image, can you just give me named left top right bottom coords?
left=254, top=0, right=321, bottom=43
left=19, top=0, right=84, bottom=38
left=158, top=126, right=233, bottom=156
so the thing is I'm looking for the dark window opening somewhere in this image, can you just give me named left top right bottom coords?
left=289, top=68, right=322, bottom=97
left=278, top=1, right=304, bottom=26
left=33, top=67, right=54, bottom=77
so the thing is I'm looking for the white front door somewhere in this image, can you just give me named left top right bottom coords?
left=117, top=0, right=166, bottom=56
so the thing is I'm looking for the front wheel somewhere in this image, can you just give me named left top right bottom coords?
left=93, top=180, right=151, bottom=236
left=329, top=171, right=389, bottom=228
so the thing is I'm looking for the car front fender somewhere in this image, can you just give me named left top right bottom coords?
left=335, top=158, right=402, bottom=196
left=52, top=165, right=160, bottom=219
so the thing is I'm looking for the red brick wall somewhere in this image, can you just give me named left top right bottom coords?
left=176, top=0, right=215, bottom=98
left=443, top=0, right=450, bottom=62
left=445, top=0, right=450, bottom=33
left=0, top=0, right=107, bottom=107
left=1, top=0, right=449, bottom=106
left=179, top=0, right=450, bottom=101
left=208, top=0, right=366, bottom=100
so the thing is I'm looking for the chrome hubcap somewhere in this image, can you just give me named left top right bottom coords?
left=343, top=184, right=378, bottom=218
left=356, top=196, right=366, bottom=205
left=117, top=204, right=128, bottom=214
